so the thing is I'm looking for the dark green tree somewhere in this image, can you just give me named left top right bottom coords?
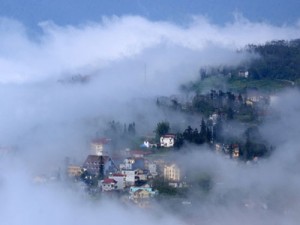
left=200, top=118, right=207, bottom=142
left=174, top=133, right=184, bottom=149
left=227, top=107, right=234, bottom=120
left=155, top=121, right=170, bottom=139
left=183, top=126, right=193, bottom=142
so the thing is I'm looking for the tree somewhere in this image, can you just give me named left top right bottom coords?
left=227, top=107, right=234, bottom=120
left=238, top=93, right=243, bottom=103
left=155, top=121, right=170, bottom=139
left=214, top=118, right=223, bottom=143
left=199, top=118, right=207, bottom=142
left=174, top=133, right=184, bottom=149
left=192, top=128, right=199, bottom=143
left=183, top=126, right=193, bottom=142
left=128, top=122, right=136, bottom=136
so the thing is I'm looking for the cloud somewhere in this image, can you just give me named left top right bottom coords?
left=0, top=15, right=300, bottom=225
left=0, top=15, right=299, bottom=83
left=0, top=14, right=298, bottom=167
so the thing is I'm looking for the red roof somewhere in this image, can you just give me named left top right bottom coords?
left=91, top=138, right=111, bottom=145
left=102, top=178, right=117, bottom=184
left=162, top=134, right=175, bottom=138
left=130, top=150, right=151, bottom=155
left=111, top=173, right=125, bottom=177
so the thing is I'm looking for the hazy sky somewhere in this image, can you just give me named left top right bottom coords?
left=0, top=0, right=299, bottom=30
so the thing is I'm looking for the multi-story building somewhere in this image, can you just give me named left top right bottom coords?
left=108, top=173, right=126, bottom=190
left=83, top=155, right=116, bottom=177
left=163, top=164, right=181, bottom=181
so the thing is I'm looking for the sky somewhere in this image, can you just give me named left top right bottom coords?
left=0, top=0, right=300, bottom=30
left=0, top=1, right=300, bottom=225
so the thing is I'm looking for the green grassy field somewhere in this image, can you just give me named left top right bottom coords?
left=183, top=76, right=295, bottom=94
left=227, top=78, right=293, bottom=93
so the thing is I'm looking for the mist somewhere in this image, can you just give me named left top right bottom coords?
left=0, top=15, right=300, bottom=225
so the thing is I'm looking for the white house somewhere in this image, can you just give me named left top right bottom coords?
left=209, top=113, right=219, bottom=125
left=143, top=140, right=158, bottom=148
left=160, top=134, right=175, bottom=148
left=119, top=158, right=135, bottom=170
left=108, top=173, right=126, bottom=190
left=148, top=163, right=158, bottom=177
left=238, top=70, right=249, bottom=78
left=101, top=178, right=117, bottom=192
left=121, top=170, right=137, bottom=186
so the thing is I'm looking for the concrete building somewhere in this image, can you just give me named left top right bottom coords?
left=121, top=170, right=137, bottom=186
left=83, top=155, right=116, bottom=177
left=160, top=134, right=175, bottom=148
left=67, top=165, right=82, bottom=177
left=108, top=173, right=126, bottom=190
left=101, top=178, right=117, bottom=192
left=164, top=164, right=181, bottom=181
left=148, top=163, right=158, bottom=177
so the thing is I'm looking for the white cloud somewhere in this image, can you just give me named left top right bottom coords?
left=0, top=15, right=300, bottom=225
left=0, top=15, right=298, bottom=83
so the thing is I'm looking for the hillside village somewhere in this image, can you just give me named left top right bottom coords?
left=28, top=86, right=276, bottom=209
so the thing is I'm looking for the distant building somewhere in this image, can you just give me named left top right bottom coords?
left=164, top=164, right=181, bottom=181
left=147, top=163, right=158, bottom=177
left=33, top=175, right=48, bottom=184
left=209, top=113, right=219, bottom=125
left=121, top=170, right=137, bottom=186
left=108, top=173, right=126, bottom=190
left=129, top=186, right=158, bottom=207
left=142, top=140, right=158, bottom=148
left=160, top=134, right=175, bottom=148
left=101, top=178, right=117, bottom=192
left=135, top=169, right=149, bottom=183
left=90, top=138, right=111, bottom=156
left=129, top=150, right=149, bottom=158
left=83, top=155, right=116, bottom=177
left=238, top=70, right=249, bottom=78
left=232, top=144, right=240, bottom=159
left=129, top=185, right=158, bottom=198
left=119, top=158, right=145, bottom=170
left=67, top=165, right=82, bottom=177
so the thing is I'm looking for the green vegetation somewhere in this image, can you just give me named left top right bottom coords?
left=152, top=177, right=188, bottom=197
left=228, top=77, right=292, bottom=93
left=154, top=121, right=170, bottom=139
left=247, top=39, right=300, bottom=81
left=181, top=76, right=228, bottom=94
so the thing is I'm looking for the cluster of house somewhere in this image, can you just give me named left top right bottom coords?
left=143, top=134, right=176, bottom=149
left=215, top=143, right=240, bottom=159
left=66, top=138, right=155, bottom=206
left=65, top=136, right=186, bottom=207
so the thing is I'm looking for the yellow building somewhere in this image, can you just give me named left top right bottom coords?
left=67, top=165, right=82, bottom=177
left=232, top=144, right=240, bottom=159
left=163, top=164, right=181, bottom=181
